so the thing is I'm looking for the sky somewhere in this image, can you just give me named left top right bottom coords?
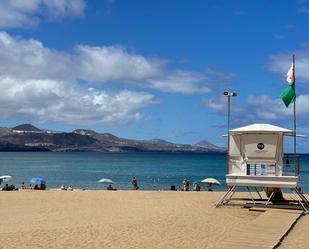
left=0, top=0, right=309, bottom=151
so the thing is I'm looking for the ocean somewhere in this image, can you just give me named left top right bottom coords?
left=0, top=152, right=309, bottom=191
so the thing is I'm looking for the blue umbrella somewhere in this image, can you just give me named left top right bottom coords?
left=30, top=178, right=46, bottom=185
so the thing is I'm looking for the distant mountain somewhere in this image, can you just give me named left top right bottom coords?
left=145, top=139, right=173, bottom=145
left=194, top=140, right=226, bottom=152
left=12, top=124, right=41, bottom=132
left=74, top=129, right=196, bottom=152
left=0, top=124, right=225, bottom=153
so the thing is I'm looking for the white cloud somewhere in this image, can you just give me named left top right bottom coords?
left=0, top=31, right=233, bottom=124
left=0, top=31, right=159, bottom=124
left=267, top=47, right=309, bottom=127
left=246, top=95, right=291, bottom=120
left=0, top=31, right=230, bottom=94
left=0, top=76, right=155, bottom=124
left=296, top=94, right=309, bottom=115
left=242, top=94, right=309, bottom=122
left=205, top=94, right=309, bottom=123
left=0, top=0, right=85, bottom=28
left=204, top=97, right=226, bottom=112
left=205, top=96, right=243, bottom=113
left=76, top=45, right=161, bottom=82
left=268, top=50, right=309, bottom=83
left=0, top=32, right=73, bottom=80
left=41, top=0, right=85, bottom=18
left=0, top=32, right=160, bottom=82
left=147, top=70, right=210, bottom=94
left=245, top=95, right=309, bottom=121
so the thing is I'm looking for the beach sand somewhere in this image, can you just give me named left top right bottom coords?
left=278, top=214, right=309, bottom=249
left=0, top=190, right=306, bottom=249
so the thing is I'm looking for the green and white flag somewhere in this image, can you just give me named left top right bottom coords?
left=280, top=63, right=295, bottom=107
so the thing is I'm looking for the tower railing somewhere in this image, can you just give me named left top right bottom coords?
left=283, top=154, right=300, bottom=176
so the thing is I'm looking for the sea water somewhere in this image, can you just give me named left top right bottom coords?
left=0, top=152, right=308, bottom=191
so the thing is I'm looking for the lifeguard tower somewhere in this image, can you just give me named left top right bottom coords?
left=215, top=123, right=309, bottom=212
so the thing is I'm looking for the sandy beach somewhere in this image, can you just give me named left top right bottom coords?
left=0, top=190, right=307, bottom=249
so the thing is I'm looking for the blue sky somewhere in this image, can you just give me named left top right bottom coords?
left=0, top=0, right=309, bottom=151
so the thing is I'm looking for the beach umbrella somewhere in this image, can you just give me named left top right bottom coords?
left=30, top=178, right=46, bottom=185
left=201, top=178, right=221, bottom=185
left=0, top=175, right=12, bottom=182
left=201, top=178, right=221, bottom=190
left=98, top=178, right=113, bottom=184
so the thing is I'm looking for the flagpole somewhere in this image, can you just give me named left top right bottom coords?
left=293, top=54, right=297, bottom=174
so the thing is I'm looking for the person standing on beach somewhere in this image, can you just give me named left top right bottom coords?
left=131, top=177, right=139, bottom=190
left=21, top=182, right=26, bottom=189
left=182, top=179, right=189, bottom=191
left=182, top=179, right=186, bottom=191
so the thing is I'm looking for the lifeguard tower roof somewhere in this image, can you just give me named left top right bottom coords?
left=230, top=123, right=293, bottom=134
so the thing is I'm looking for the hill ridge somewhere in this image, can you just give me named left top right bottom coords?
left=0, top=124, right=225, bottom=153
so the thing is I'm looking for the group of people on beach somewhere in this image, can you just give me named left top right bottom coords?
left=1, top=176, right=209, bottom=191
left=19, top=182, right=46, bottom=190
left=59, top=177, right=139, bottom=191
left=2, top=181, right=47, bottom=191
left=56, top=177, right=139, bottom=191
left=2, top=183, right=18, bottom=191
left=1, top=178, right=140, bottom=191
left=20, top=181, right=46, bottom=190
left=181, top=179, right=201, bottom=191
left=33, top=184, right=46, bottom=190
left=60, top=184, right=73, bottom=191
